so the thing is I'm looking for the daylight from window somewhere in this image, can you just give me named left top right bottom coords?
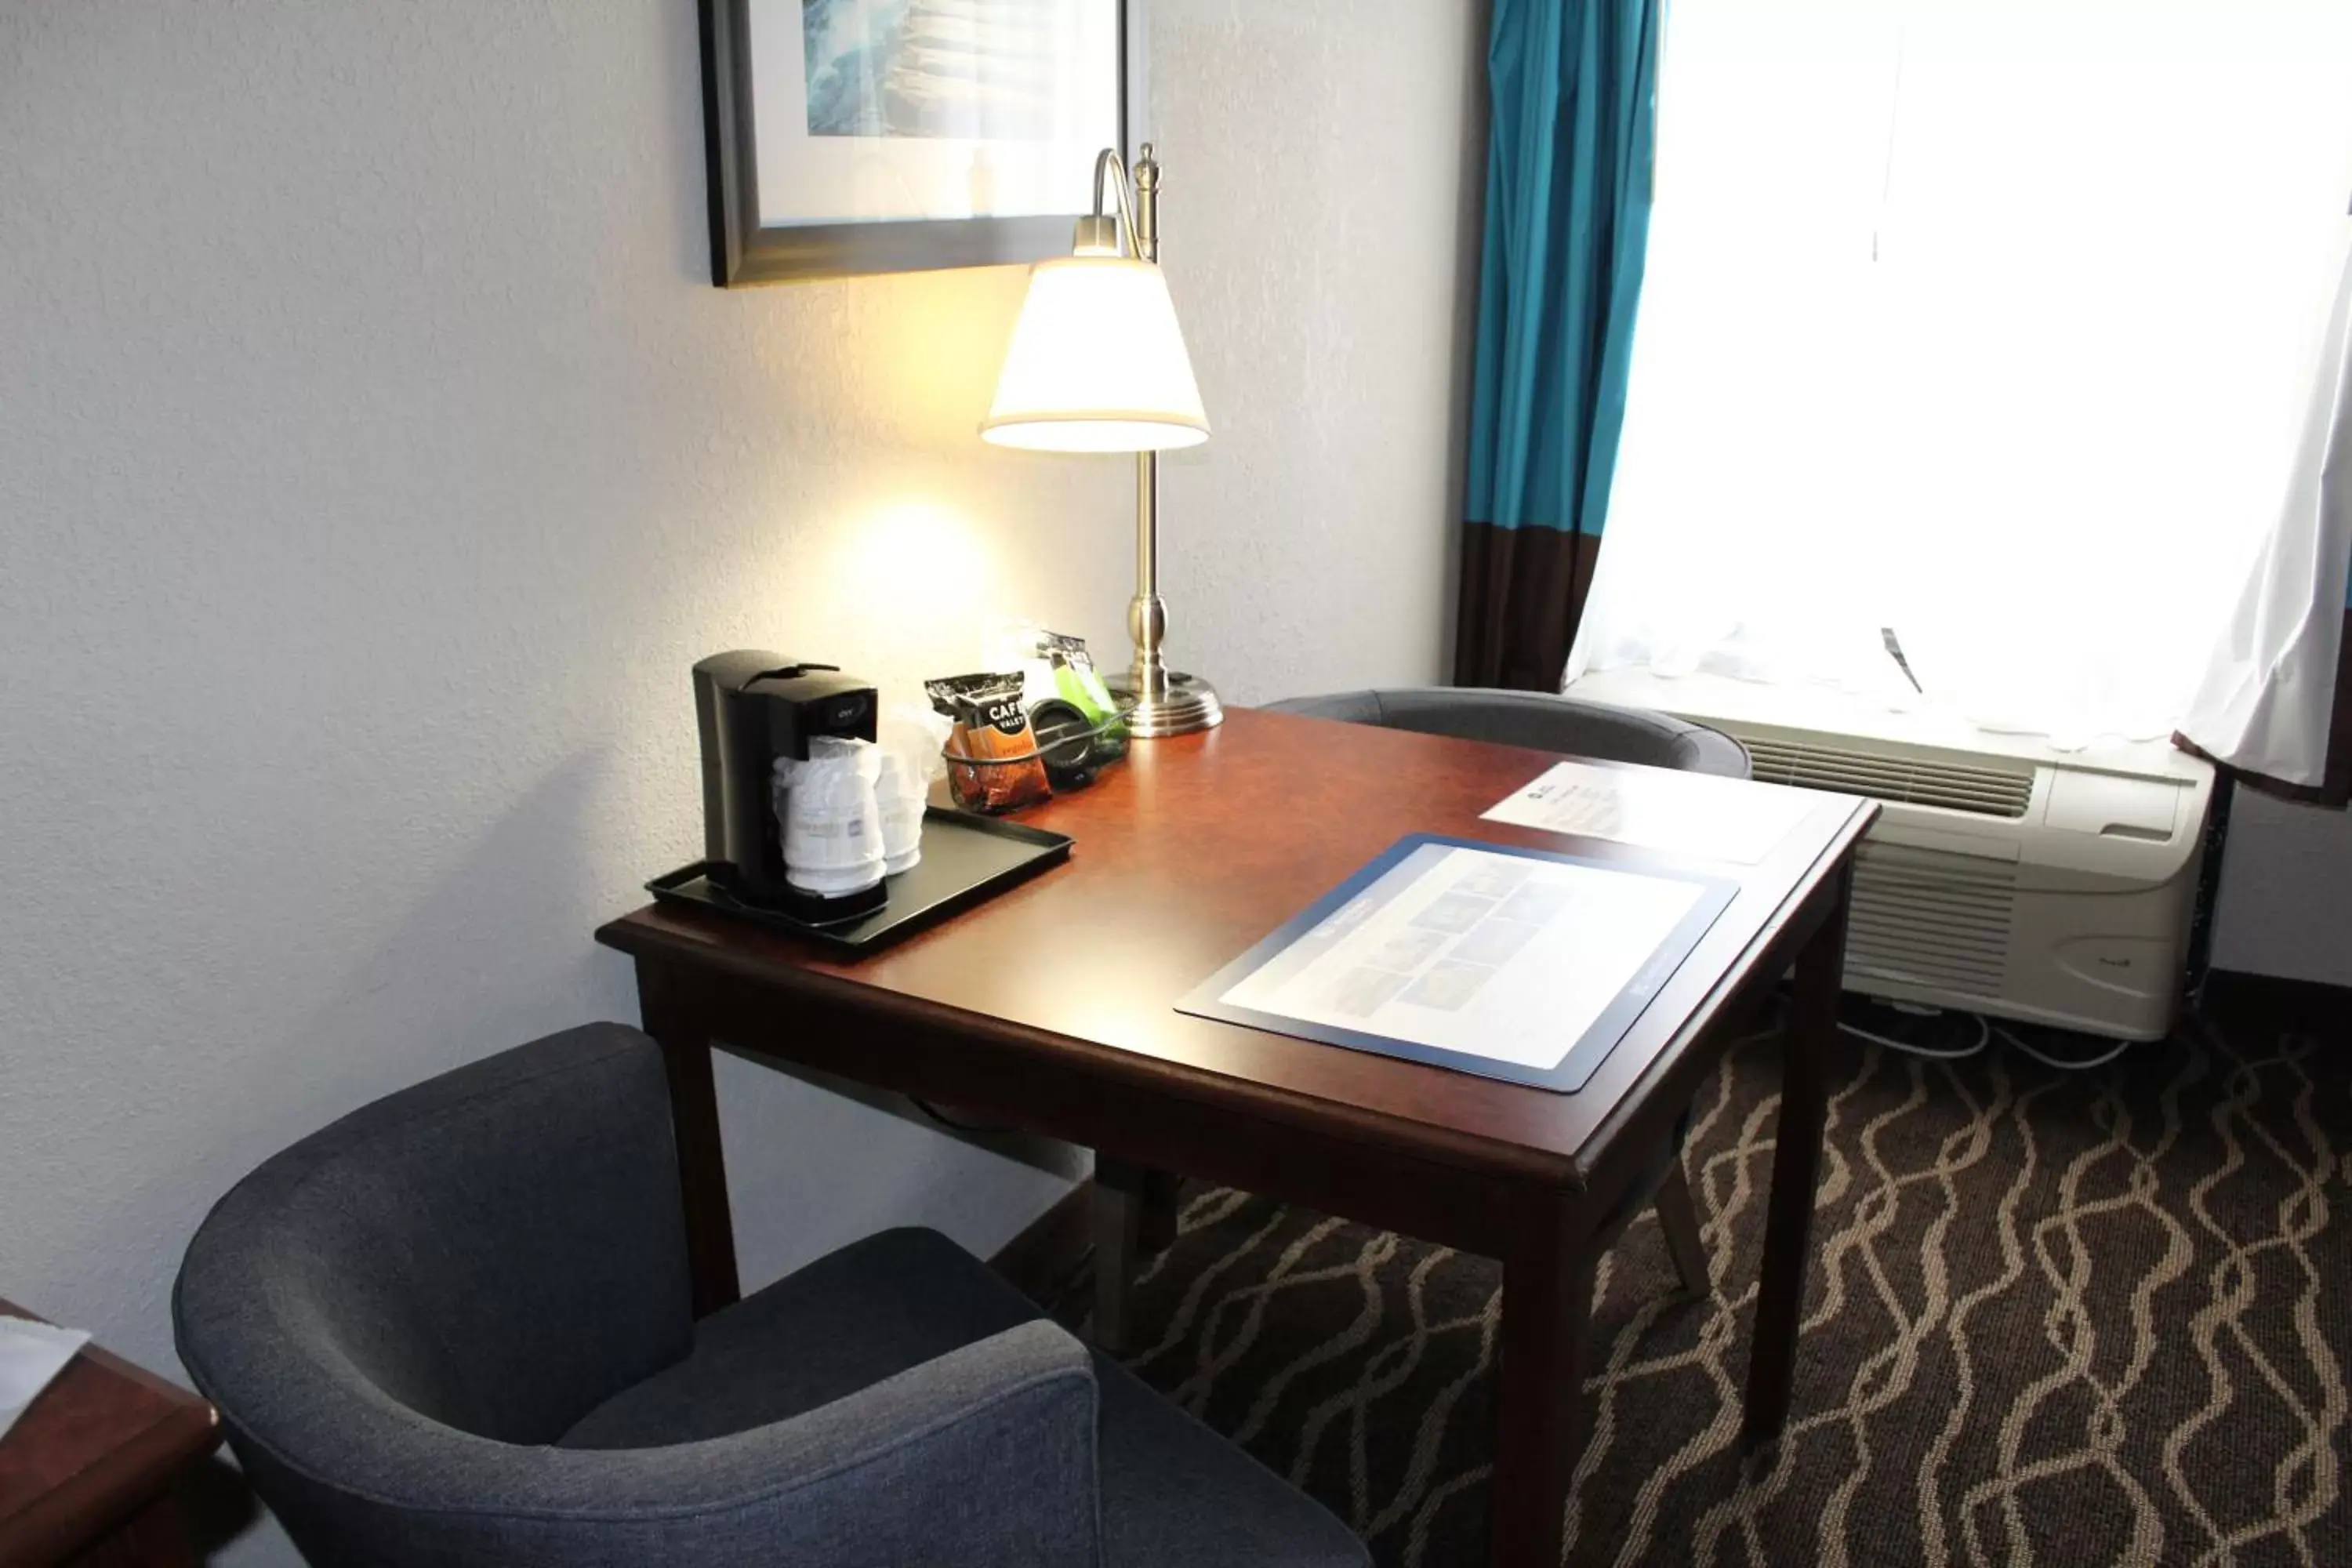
left=1575, top=0, right=2352, bottom=747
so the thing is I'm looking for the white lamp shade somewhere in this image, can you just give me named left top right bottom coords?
left=981, top=256, right=1210, bottom=453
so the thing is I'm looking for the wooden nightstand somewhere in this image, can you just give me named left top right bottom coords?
left=0, top=1300, right=221, bottom=1568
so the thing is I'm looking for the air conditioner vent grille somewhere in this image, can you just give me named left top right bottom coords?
left=1739, top=735, right=2034, bottom=818
left=1846, top=843, right=2016, bottom=996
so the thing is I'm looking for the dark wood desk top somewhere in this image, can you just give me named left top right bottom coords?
left=0, top=1300, right=220, bottom=1567
left=600, top=707, right=1874, bottom=1192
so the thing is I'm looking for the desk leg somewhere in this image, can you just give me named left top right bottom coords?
left=1653, top=1157, right=1711, bottom=1300
left=1492, top=1195, right=1596, bottom=1568
left=1743, top=864, right=1851, bottom=1439
left=1091, top=1156, right=1149, bottom=1356
left=637, top=958, right=741, bottom=1318
left=67, top=1492, right=195, bottom=1567
left=1140, top=1166, right=1182, bottom=1254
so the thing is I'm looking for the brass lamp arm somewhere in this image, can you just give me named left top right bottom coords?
left=1079, top=145, right=1157, bottom=263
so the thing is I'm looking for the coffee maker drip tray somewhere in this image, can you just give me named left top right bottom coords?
left=646, top=806, right=1072, bottom=956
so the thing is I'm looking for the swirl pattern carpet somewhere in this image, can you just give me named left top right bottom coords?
left=1069, top=1006, right=2351, bottom=1566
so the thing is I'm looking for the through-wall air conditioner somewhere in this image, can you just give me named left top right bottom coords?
left=1566, top=670, right=2216, bottom=1041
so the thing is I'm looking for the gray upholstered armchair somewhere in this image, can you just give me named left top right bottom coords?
left=1264, top=686, right=1750, bottom=779
left=174, top=1025, right=1367, bottom=1567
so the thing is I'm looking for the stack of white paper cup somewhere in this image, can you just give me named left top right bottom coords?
left=774, top=737, right=884, bottom=897
left=875, top=704, right=953, bottom=876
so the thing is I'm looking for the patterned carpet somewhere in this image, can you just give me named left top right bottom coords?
left=1068, top=1001, right=2352, bottom=1566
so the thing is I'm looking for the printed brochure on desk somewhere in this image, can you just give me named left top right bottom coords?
left=1178, top=836, right=1737, bottom=1092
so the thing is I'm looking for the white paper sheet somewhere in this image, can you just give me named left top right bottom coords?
left=1481, top=760, right=1820, bottom=865
left=1218, top=844, right=1705, bottom=1070
left=0, top=1315, right=89, bottom=1442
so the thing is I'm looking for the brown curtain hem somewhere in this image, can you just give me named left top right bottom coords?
left=1453, top=523, right=1604, bottom=692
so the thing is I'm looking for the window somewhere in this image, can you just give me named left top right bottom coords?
left=1576, top=0, right=2352, bottom=746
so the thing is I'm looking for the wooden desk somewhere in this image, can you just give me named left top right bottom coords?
left=0, top=1301, right=220, bottom=1568
left=597, top=707, right=1874, bottom=1566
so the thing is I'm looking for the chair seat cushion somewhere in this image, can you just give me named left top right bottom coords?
left=560, top=1227, right=1367, bottom=1568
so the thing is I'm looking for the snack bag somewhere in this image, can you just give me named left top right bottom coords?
left=925, top=673, right=1052, bottom=812
left=1041, top=630, right=1121, bottom=727
left=982, top=619, right=1061, bottom=711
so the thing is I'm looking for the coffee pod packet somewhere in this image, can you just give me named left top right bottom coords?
left=924, top=673, right=1052, bottom=812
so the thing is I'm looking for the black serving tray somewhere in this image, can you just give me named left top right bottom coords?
left=647, top=805, right=1072, bottom=956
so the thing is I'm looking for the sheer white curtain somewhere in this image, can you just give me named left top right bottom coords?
left=1568, top=0, right=2352, bottom=750
left=2176, top=224, right=2352, bottom=786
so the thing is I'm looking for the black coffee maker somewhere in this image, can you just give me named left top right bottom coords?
left=693, top=652, right=877, bottom=906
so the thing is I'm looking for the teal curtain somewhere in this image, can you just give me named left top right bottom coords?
left=1454, top=0, right=1662, bottom=691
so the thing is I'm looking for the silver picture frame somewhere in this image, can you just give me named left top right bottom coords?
left=701, top=0, right=1145, bottom=286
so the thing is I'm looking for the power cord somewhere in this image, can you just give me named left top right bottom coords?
left=1990, top=1021, right=2132, bottom=1072
left=1840, top=1007, right=1988, bottom=1060
left=1840, top=997, right=2132, bottom=1072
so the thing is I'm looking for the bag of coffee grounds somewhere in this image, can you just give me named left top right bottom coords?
left=925, top=673, right=1052, bottom=812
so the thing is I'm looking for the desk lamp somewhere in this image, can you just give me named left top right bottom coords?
left=981, top=143, right=1220, bottom=737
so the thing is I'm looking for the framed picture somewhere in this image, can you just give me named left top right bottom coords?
left=700, top=0, right=1144, bottom=286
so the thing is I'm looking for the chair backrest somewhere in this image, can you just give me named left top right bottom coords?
left=1266, top=687, right=1751, bottom=778
left=174, top=1025, right=695, bottom=1461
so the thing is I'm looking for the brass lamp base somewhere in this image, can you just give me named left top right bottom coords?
left=1108, top=671, right=1224, bottom=739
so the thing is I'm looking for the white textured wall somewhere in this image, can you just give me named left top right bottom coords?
left=0, top=1, right=1480, bottom=1560
left=1152, top=0, right=1480, bottom=699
